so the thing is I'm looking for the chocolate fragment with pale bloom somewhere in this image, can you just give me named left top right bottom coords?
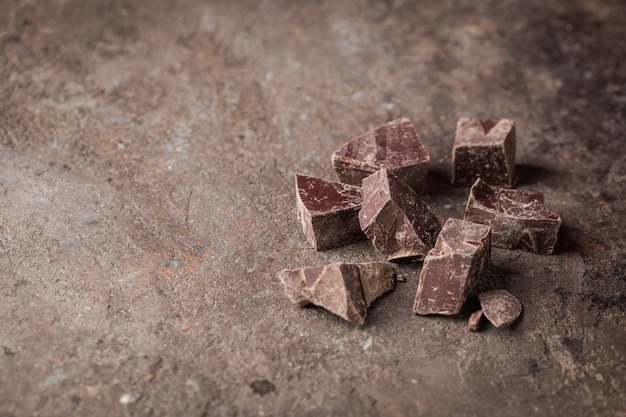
left=478, top=290, right=522, bottom=328
left=278, top=262, right=395, bottom=325
left=452, top=117, right=516, bottom=187
left=464, top=178, right=562, bottom=254
left=331, top=117, right=430, bottom=191
left=413, top=218, right=491, bottom=315
left=468, top=309, right=484, bottom=332
left=295, top=173, right=366, bottom=251
left=359, top=169, right=441, bottom=262
left=357, top=262, right=397, bottom=307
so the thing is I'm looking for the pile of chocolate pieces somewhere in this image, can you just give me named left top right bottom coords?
left=278, top=117, right=561, bottom=330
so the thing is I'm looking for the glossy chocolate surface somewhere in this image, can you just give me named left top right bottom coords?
left=452, top=117, right=516, bottom=187
left=332, top=118, right=430, bottom=190
left=464, top=179, right=561, bottom=254
left=278, top=262, right=396, bottom=325
left=413, top=218, right=491, bottom=315
left=359, top=169, right=441, bottom=262
left=295, top=173, right=366, bottom=251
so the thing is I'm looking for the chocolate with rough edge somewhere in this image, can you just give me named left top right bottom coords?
left=295, top=173, right=366, bottom=251
left=413, top=218, right=491, bottom=315
left=278, top=262, right=395, bottom=325
left=452, top=117, right=516, bottom=187
left=468, top=309, right=484, bottom=332
left=479, top=290, right=522, bottom=328
left=357, top=262, right=396, bottom=307
left=331, top=118, right=430, bottom=191
left=359, top=169, right=441, bottom=262
left=464, top=178, right=562, bottom=254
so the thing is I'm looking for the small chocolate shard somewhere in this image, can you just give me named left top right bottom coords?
left=464, top=178, right=562, bottom=254
left=357, top=262, right=396, bottom=307
left=295, top=174, right=366, bottom=251
left=413, top=218, right=491, bottom=315
left=452, top=117, right=516, bottom=187
left=278, top=262, right=395, bottom=325
left=331, top=118, right=430, bottom=191
left=479, top=290, right=522, bottom=328
left=359, top=169, right=441, bottom=262
left=468, top=309, right=484, bottom=332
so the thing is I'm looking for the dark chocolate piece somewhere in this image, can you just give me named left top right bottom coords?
left=478, top=290, right=522, bottom=328
left=468, top=309, right=484, bottom=332
left=331, top=118, right=430, bottom=191
left=359, top=169, right=441, bottom=262
left=357, top=262, right=396, bottom=307
left=464, top=178, right=562, bottom=254
left=413, top=218, right=491, bottom=315
left=278, top=262, right=395, bottom=325
left=295, top=173, right=366, bottom=251
left=452, top=117, right=516, bottom=187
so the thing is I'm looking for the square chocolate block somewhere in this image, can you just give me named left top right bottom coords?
left=463, top=178, right=562, bottom=254
left=331, top=117, right=430, bottom=191
left=359, top=169, right=441, bottom=262
left=295, top=173, right=366, bottom=251
left=452, top=117, right=516, bottom=187
left=413, top=218, right=491, bottom=315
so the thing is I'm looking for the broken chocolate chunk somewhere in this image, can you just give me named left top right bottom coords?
left=413, top=218, right=491, bottom=315
left=331, top=118, right=430, bottom=191
left=278, top=262, right=395, bottom=325
left=452, top=117, right=516, bottom=187
left=478, top=290, right=522, bottom=328
left=295, top=173, right=366, bottom=251
left=359, top=169, right=441, bottom=262
left=464, top=178, right=562, bottom=254
left=468, top=309, right=484, bottom=332
left=357, top=262, right=396, bottom=307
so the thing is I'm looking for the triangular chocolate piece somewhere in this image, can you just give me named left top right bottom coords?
left=331, top=118, right=430, bottom=191
left=359, top=169, right=441, bottom=261
left=295, top=174, right=366, bottom=251
left=278, top=262, right=396, bottom=325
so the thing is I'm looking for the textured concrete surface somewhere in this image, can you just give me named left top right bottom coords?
left=1, top=0, right=625, bottom=416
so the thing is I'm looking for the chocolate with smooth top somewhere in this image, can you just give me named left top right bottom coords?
left=295, top=173, right=366, bottom=251
left=464, top=178, right=562, bottom=254
left=413, top=218, right=491, bottom=315
left=359, top=169, right=441, bottom=262
left=478, top=290, right=522, bottom=328
left=452, top=117, right=516, bottom=187
left=331, top=118, right=430, bottom=191
left=468, top=309, right=484, bottom=332
left=278, top=262, right=395, bottom=325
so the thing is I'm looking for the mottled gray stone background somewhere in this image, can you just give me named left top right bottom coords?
left=1, top=1, right=624, bottom=416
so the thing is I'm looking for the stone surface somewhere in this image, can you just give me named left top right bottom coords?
left=295, top=173, right=365, bottom=250
left=452, top=117, right=516, bottom=187
left=331, top=117, right=430, bottom=190
left=479, top=290, right=523, bottom=328
left=359, top=169, right=441, bottom=261
left=413, top=218, right=491, bottom=315
left=464, top=179, right=562, bottom=254
left=1, top=1, right=625, bottom=416
left=278, top=262, right=395, bottom=325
